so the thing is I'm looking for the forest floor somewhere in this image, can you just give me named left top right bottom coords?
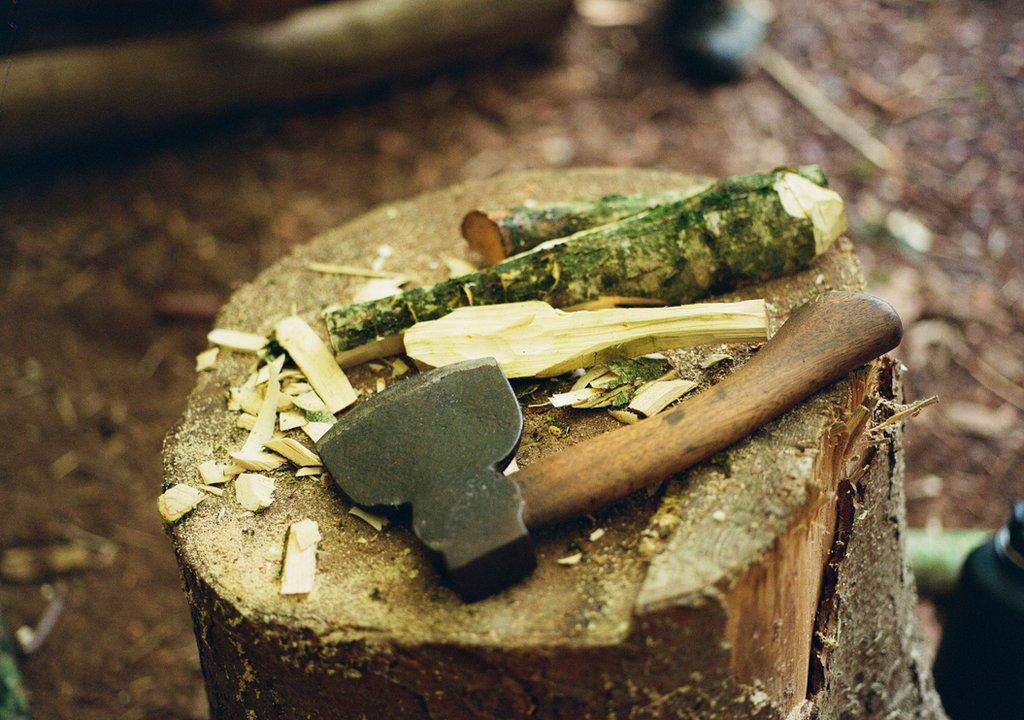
left=0, top=0, right=1021, bottom=717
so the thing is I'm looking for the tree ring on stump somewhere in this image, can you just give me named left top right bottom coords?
left=163, top=169, right=943, bottom=719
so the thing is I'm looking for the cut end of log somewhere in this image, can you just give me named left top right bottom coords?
left=774, top=173, right=847, bottom=254
left=460, top=209, right=511, bottom=265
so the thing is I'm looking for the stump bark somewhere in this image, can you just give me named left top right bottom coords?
left=163, top=168, right=945, bottom=719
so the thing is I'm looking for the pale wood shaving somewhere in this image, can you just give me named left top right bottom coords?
left=442, top=256, right=478, bottom=277
left=264, top=437, right=321, bottom=467
left=349, top=507, right=388, bottom=531
left=572, top=366, right=610, bottom=391
left=275, top=316, right=357, bottom=414
left=195, top=347, right=219, bottom=372
left=240, top=355, right=283, bottom=454
left=700, top=352, right=733, bottom=369
left=375, top=377, right=386, bottom=393
left=608, top=409, right=639, bottom=424
left=389, top=357, right=410, bottom=378
left=207, top=328, right=267, bottom=353
left=158, top=484, right=206, bottom=523
left=232, top=385, right=263, bottom=415
left=228, top=450, right=286, bottom=471
left=628, top=378, right=698, bottom=417
left=302, top=422, right=335, bottom=443
left=351, top=277, right=406, bottom=303
left=549, top=387, right=602, bottom=408
left=198, top=459, right=227, bottom=486
left=589, top=528, right=606, bottom=542
left=281, top=380, right=312, bottom=397
left=304, top=261, right=407, bottom=281
left=278, top=410, right=307, bottom=432
left=235, top=473, right=275, bottom=512
left=557, top=552, right=583, bottom=566
left=199, top=484, right=225, bottom=496
left=235, top=413, right=257, bottom=430
left=280, top=519, right=322, bottom=596
left=291, top=390, right=328, bottom=412
left=868, top=395, right=939, bottom=434
left=294, top=466, right=322, bottom=478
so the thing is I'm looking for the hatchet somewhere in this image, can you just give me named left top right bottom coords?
left=317, top=291, right=902, bottom=601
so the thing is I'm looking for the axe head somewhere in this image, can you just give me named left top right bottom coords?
left=317, top=358, right=535, bottom=601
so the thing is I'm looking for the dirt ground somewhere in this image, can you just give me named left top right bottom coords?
left=1, top=0, right=1021, bottom=717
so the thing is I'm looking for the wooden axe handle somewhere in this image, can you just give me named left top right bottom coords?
left=517, top=292, right=902, bottom=528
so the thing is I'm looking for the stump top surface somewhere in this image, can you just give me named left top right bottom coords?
left=163, top=168, right=864, bottom=647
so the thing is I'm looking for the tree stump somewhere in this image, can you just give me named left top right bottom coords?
left=163, top=169, right=945, bottom=719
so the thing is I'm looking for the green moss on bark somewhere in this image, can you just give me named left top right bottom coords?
left=0, top=607, right=30, bottom=720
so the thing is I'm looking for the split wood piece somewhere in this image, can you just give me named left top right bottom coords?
left=195, top=347, right=219, bottom=372
left=207, top=328, right=266, bottom=353
left=403, top=299, right=766, bottom=377
left=1, top=0, right=573, bottom=156
left=324, top=167, right=846, bottom=362
left=165, top=168, right=942, bottom=719
left=239, top=356, right=283, bottom=455
left=461, top=185, right=711, bottom=263
left=280, top=519, right=322, bottom=596
left=228, top=451, right=285, bottom=472
left=198, top=460, right=228, bottom=486
left=158, top=484, right=206, bottom=523
left=275, top=316, right=356, bottom=414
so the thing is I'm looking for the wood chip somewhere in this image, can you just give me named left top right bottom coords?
left=199, top=484, right=225, bottom=496
left=557, top=552, right=583, bottom=566
left=264, top=437, right=321, bottom=467
left=588, top=528, right=606, bottom=542
left=699, top=352, right=733, bottom=369
left=291, top=391, right=328, bottom=412
left=207, top=328, right=267, bottom=353
left=549, top=387, right=602, bottom=408
left=294, top=466, right=322, bottom=478
left=351, top=277, right=406, bottom=303
left=281, top=380, right=312, bottom=396
left=235, top=473, right=275, bottom=512
left=304, top=261, right=407, bottom=280
left=349, top=507, right=388, bottom=531
left=302, top=422, right=335, bottom=443
left=607, top=409, right=639, bottom=424
left=280, top=519, right=321, bottom=596
left=195, top=347, right=219, bottom=371
left=275, top=316, right=357, bottom=414
left=628, top=379, right=698, bottom=417
left=228, top=450, right=285, bottom=471
left=158, top=484, right=206, bottom=523
left=278, top=410, right=307, bottom=432
left=197, top=460, right=227, bottom=486
left=572, top=366, right=610, bottom=391
left=374, top=377, right=386, bottom=393
left=240, top=355, right=283, bottom=455
left=235, top=413, right=257, bottom=430
left=442, top=256, right=478, bottom=277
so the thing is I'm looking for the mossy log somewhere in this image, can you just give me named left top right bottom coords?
left=0, top=606, right=30, bottom=720
left=461, top=165, right=829, bottom=263
left=323, top=167, right=846, bottom=359
left=166, top=169, right=943, bottom=719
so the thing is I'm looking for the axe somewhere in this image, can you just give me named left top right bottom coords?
left=317, top=292, right=902, bottom=601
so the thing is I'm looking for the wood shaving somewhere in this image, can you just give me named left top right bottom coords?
left=207, top=328, right=267, bottom=353
left=197, top=459, right=227, bottom=486
left=549, top=387, right=601, bottom=408
left=158, top=484, right=206, bottom=523
left=351, top=277, right=406, bottom=303
left=442, top=256, right=478, bottom=277
left=389, top=357, right=410, bottom=378
left=628, top=379, right=698, bottom=417
left=264, top=437, right=321, bottom=467
left=608, top=409, right=639, bottom=424
left=199, top=484, right=225, bottom=496
left=304, top=261, right=407, bottom=281
left=699, top=352, right=733, bottom=369
left=228, top=450, right=285, bottom=471
left=557, top=552, right=583, bottom=566
left=589, top=528, right=606, bottom=542
left=235, top=413, right=257, bottom=430
left=291, top=390, right=328, bottom=412
left=278, top=410, right=307, bottom=432
left=294, top=466, right=322, bottom=478
left=572, top=365, right=609, bottom=391
left=302, top=421, right=335, bottom=443
left=349, top=507, right=388, bottom=531
left=280, top=519, right=322, bottom=596
left=281, top=381, right=312, bottom=397
left=231, top=385, right=264, bottom=416
left=240, top=355, right=283, bottom=454
left=275, top=316, right=357, bottom=413
left=195, top=347, right=219, bottom=372
left=235, top=473, right=275, bottom=512
left=375, top=377, right=386, bottom=393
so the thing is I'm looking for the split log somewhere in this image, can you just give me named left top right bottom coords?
left=461, top=164, right=828, bottom=263
left=0, top=0, right=571, bottom=156
left=324, top=166, right=846, bottom=361
left=164, top=168, right=944, bottom=719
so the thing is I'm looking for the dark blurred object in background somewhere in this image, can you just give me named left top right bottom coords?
left=932, top=501, right=1024, bottom=720
left=664, top=0, right=766, bottom=84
